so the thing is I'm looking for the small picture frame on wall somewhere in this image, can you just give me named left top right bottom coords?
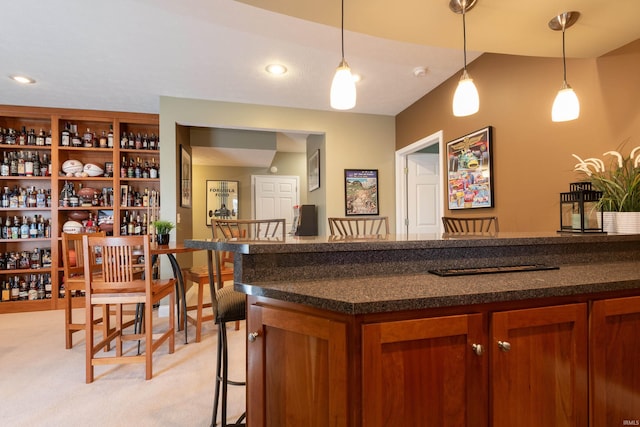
left=344, top=169, right=379, bottom=216
left=308, top=149, right=320, bottom=192
left=446, top=126, right=494, bottom=210
left=180, top=145, right=192, bottom=208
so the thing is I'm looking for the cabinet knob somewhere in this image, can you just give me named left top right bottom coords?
left=497, top=340, right=511, bottom=352
left=248, top=331, right=261, bottom=342
left=471, top=343, right=484, bottom=356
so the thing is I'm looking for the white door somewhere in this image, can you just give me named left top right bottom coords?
left=252, top=175, right=299, bottom=230
left=407, top=153, right=440, bottom=235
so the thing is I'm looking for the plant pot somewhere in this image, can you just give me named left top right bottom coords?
left=157, top=234, right=170, bottom=245
left=600, top=212, right=640, bottom=234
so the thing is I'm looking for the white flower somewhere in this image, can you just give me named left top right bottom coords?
left=603, top=151, right=624, bottom=169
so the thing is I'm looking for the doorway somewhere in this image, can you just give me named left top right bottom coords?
left=252, top=175, right=300, bottom=231
left=395, top=130, right=444, bottom=235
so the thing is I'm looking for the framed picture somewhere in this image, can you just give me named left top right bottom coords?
left=446, top=126, right=494, bottom=210
left=120, top=184, right=128, bottom=207
left=103, top=161, right=113, bottom=177
left=180, top=145, right=192, bottom=208
left=344, top=169, right=379, bottom=216
left=206, top=180, right=239, bottom=226
left=308, top=149, right=320, bottom=192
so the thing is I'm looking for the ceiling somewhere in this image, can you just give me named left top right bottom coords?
left=2, top=0, right=639, bottom=165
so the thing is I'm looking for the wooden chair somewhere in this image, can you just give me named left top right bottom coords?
left=328, top=216, right=390, bottom=236
left=183, top=263, right=234, bottom=343
left=61, top=231, right=107, bottom=349
left=442, top=216, right=499, bottom=235
left=208, top=218, right=286, bottom=427
left=83, top=234, right=175, bottom=383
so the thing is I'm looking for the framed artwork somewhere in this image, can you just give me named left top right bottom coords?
left=344, top=169, right=379, bottom=216
left=206, top=180, right=239, bottom=226
left=180, top=145, right=192, bottom=208
left=308, top=149, right=320, bottom=192
left=446, top=126, right=494, bottom=210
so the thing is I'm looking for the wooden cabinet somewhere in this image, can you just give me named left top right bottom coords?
left=590, top=296, right=640, bottom=427
left=491, top=304, right=588, bottom=427
left=246, top=296, right=640, bottom=426
left=362, top=313, right=487, bottom=427
left=246, top=302, right=349, bottom=427
left=0, top=105, right=159, bottom=314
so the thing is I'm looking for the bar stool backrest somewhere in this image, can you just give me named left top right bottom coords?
left=328, top=216, right=390, bottom=236
left=442, top=216, right=499, bottom=235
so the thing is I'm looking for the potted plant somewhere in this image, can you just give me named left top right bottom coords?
left=152, top=220, right=175, bottom=245
left=572, top=144, right=640, bottom=233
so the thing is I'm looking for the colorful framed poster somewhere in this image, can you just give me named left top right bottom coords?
left=344, top=169, right=379, bottom=216
left=446, top=126, right=494, bottom=210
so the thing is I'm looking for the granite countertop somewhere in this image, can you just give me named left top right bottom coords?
left=235, top=261, right=640, bottom=315
left=185, top=232, right=640, bottom=254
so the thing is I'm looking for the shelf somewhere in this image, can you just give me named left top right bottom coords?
left=0, top=267, right=53, bottom=275
left=0, top=238, right=52, bottom=243
left=0, top=207, right=53, bottom=211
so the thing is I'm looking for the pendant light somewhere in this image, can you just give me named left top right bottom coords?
left=330, top=0, right=356, bottom=110
left=450, top=0, right=479, bottom=117
left=549, top=11, right=580, bottom=122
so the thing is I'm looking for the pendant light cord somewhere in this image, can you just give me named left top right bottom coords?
left=462, top=8, right=468, bottom=71
left=561, top=29, right=567, bottom=83
left=340, top=0, right=345, bottom=60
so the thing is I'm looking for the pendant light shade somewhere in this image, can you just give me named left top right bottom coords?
left=331, top=59, right=356, bottom=110
left=549, top=11, right=580, bottom=122
left=450, top=0, right=479, bottom=117
left=330, top=0, right=356, bottom=110
left=453, top=69, right=479, bottom=117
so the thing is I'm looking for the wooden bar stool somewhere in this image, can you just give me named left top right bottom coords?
left=182, top=264, right=236, bottom=343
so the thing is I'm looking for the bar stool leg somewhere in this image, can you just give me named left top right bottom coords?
left=212, top=322, right=246, bottom=427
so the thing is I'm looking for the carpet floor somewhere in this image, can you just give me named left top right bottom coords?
left=0, top=305, right=246, bottom=427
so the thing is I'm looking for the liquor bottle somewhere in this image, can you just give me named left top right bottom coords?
left=20, top=216, right=30, bottom=239
left=2, top=216, right=10, bottom=239
left=28, top=277, right=37, bottom=300
left=120, top=211, right=128, bottom=235
left=142, top=133, right=148, bottom=150
left=5, top=128, right=16, bottom=145
left=127, top=211, right=134, bottom=236
left=17, top=151, right=25, bottom=176
left=134, top=215, right=142, bottom=235
left=36, top=275, right=45, bottom=300
left=149, top=158, right=158, bottom=179
left=41, top=153, right=50, bottom=177
left=9, top=151, right=18, bottom=176
left=1, top=152, right=9, bottom=177
left=18, top=126, right=27, bottom=145
left=26, top=187, right=37, bottom=208
left=120, top=156, right=127, bottom=178
left=61, top=123, right=71, bottom=146
left=142, top=188, right=149, bottom=207
left=45, top=129, right=53, bottom=146
left=27, top=128, right=36, bottom=145
left=32, top=152, right=40, bottom=177
left=44, top=274, right=52, bottom=299
left=149, top=133, right=157, bottom=150
left=29, top=216, right=38, bottom=239
left=141, top=213, right=148, bottom=235
left=134, top=157, right=142, bottom=178
left=18, top=276, right=28, bottom=300
left=30, top=248, right=41, bottom=269
left=1, top=280, right=10, bottom=302
left=135, top=133, right=142, bottom=150
left=71, top=130, right=82, bottom=147
left=10, top=277, right=19, bottom=301
left=83, top=128, right=92, bottom=147
left=128, top=132, right=135, bottom=149
left=120, top=131, right=128, bottom=149
left=99, top=130, right=108, bottom=148
left=107, top=125, right=114, bottom=148
left=10, top=216, right=19, bottom=239
left=127, top=157, right=134, bottom=178
left=36, top=129, right=45, bottom=146
left=24, top=151, right=34, bottom=176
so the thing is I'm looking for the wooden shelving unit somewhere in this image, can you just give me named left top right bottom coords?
left=0, top=105, right=160, bottom=314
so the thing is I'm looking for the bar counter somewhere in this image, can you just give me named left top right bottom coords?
left=185, top=232, right=640, bottom=314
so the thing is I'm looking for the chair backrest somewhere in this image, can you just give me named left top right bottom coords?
left=328, top=216, right=390, bottom=236
left=62, top=232, right=106, bottom=281
left=211, top=218, right=286, bottom=241
left=82, top=235, right=150, bottom=295
left=441, top=216, right=499, bottom=235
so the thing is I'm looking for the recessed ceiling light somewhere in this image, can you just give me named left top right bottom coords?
left=265, top=64, right=287, bottom=75
left=9, top=75, right=36, bottom=84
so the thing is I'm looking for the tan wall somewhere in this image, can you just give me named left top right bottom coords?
left=397, top=39, right=640, bottom=232
left=159, top=97, right=396, bottom=245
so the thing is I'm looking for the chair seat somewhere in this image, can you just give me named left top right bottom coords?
left=215, top=286, right=246, bottom=324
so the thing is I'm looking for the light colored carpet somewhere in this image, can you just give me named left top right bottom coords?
left=0, top=302, right=246, bottom=427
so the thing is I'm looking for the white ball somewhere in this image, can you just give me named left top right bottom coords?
left=62, top=159, right=84, bottom=174
left=83, top=163, right=104, bottom=177
left=62, top=220, right=84, bottom=234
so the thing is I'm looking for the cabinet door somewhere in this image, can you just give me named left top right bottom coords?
left=590, top=296, right=640, bottom=427
left=246, top=303, right=348, bottom=427
left=491, top=303, right=587, bottom=427
left=362, top=313, right=487, bottom=427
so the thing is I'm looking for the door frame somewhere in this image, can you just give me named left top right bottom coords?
left=395, top=130, right=444, bottom=235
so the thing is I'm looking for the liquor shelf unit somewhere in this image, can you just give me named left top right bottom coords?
left=0, top=105, right=160, bottom=314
